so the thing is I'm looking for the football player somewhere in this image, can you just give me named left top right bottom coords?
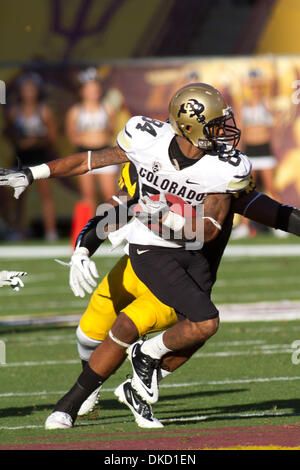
left=49, top=160, right=232, bottom=429
left=1, top=83, right=300, bottom=427
left=48, top=159, right=300, bottom=429
left=0, top=271, right=27, bottom=291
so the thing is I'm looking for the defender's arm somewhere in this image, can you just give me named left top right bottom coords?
left=232, top=190, right=300, bottom=236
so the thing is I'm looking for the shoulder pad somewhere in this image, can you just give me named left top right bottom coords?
left=225, top=151, right=252, bottom=193
left=233, top=174, right=256, bottom=198
left=117, top=116, right=170, bottom=153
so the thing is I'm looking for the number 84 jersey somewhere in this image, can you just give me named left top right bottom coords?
left=117, top=115, right=252, bottom=248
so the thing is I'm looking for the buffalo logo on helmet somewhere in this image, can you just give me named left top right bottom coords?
left=177, top=99, right=205, bottom=123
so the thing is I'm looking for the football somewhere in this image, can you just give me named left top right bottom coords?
left=133, top=193, right=196, bottom=240
left=133, top=193, right=196, bottom=218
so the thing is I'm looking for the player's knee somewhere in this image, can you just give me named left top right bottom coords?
left=191, top=316, right=219, bottom=341
left=76, top=325, right=102, bottom=362
left=207, top=316, right=219, bottom=337
left=111, top=312, right=139, bottom=344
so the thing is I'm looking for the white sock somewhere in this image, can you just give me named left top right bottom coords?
left=141, top=333, right=172, bottom=360
left=158, top=368, right=171, bottom=382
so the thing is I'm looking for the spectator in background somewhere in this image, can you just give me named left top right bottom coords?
left=5, top=72, right=58, bottom=241
left=232, top=69, right=286, bottom=239
left=65, top=68, right=118, bottom=213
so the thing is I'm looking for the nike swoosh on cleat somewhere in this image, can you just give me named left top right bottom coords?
left=131, top=392, right=142, bottom=411
left=133, top=374, right=154, bottom=398
left=140, top=384, right=154, bottom=397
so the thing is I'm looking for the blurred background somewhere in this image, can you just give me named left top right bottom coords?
left=1, top=0, right=300, bottom=242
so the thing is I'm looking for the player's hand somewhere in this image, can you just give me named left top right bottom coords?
left=0, top=271, right=27, bottom=291
left=138, top=193, right=169, bottom=216
left=69, top=247, right=99, bottom=298
left=0, top=168, right=33, bottom=199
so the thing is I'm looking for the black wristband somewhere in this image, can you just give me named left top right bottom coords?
left=23, top=168, right=34, bottom=185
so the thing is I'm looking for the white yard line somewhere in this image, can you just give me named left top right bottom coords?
left=193, top=348, right=293, bottom=358
left=217, top=276, right=300, bottom=287
left=1, top=375, right=300, bottom=399
left=0, top=342, right=296, bottom=367
left=0, top=245, right=121, bottom=259
left=159, top=375, right=300, bottom=388
left=1, top=359, right=79, bottom=367
left=1, top=244, right=300, bottom=259
left=218, top=301, right=300, bottom=322
left=2, top=300, right=300, bottom=326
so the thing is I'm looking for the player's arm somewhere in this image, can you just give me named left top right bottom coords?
left=65, top=162, right=139, bottom=297
left=232, top=190, right=300, bottom=236
left=202, top=193, right=232, bottom=242
left=75, top=191, right=135, bottom=255
left=77, top=162, right=138, bottom=258
left=173, top=193, right=232, bottom=243
left=0, top=146, right=129, bottom=199
left=137, top=192, right=231, bottom=243
left=67, top=191, right=136, bottom=298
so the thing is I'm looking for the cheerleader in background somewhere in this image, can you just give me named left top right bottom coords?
left=6, top=72, right=58, bottom=241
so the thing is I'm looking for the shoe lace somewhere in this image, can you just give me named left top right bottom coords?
left=138, top=353, right=161, bottom=386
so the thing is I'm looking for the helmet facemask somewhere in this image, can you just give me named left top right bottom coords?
left=202, top=109, right=241, bottom=153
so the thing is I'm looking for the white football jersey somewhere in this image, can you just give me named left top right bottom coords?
left=116, top=115, right=252, bottom=249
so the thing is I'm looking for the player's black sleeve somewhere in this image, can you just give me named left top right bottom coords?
left=75, top=214, right=108, bottom=256
left=75, top=162, right=140, bottom=256
left=75, top=200, right=135, bottom=256
left=232, top=189, right=300, bottom=236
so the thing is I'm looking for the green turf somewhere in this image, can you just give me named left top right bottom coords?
left=1, top=236, right=300, bottom=448
left=1, top=245, right=300, bottom=318
left=0, top=320, right=300, bottom=447
left=0, top=256, right=115, bottom=317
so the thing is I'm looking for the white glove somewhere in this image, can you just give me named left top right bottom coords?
left=138, top=193, right=169, bottom=216
left=0, top=271, right=27, bottom=291
left=0, top=168, right=33, bottom=199
left=56, top=247, right=99, bottom=298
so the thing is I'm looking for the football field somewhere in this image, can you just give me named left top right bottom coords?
left=1, top=235, right=300, bottom=451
